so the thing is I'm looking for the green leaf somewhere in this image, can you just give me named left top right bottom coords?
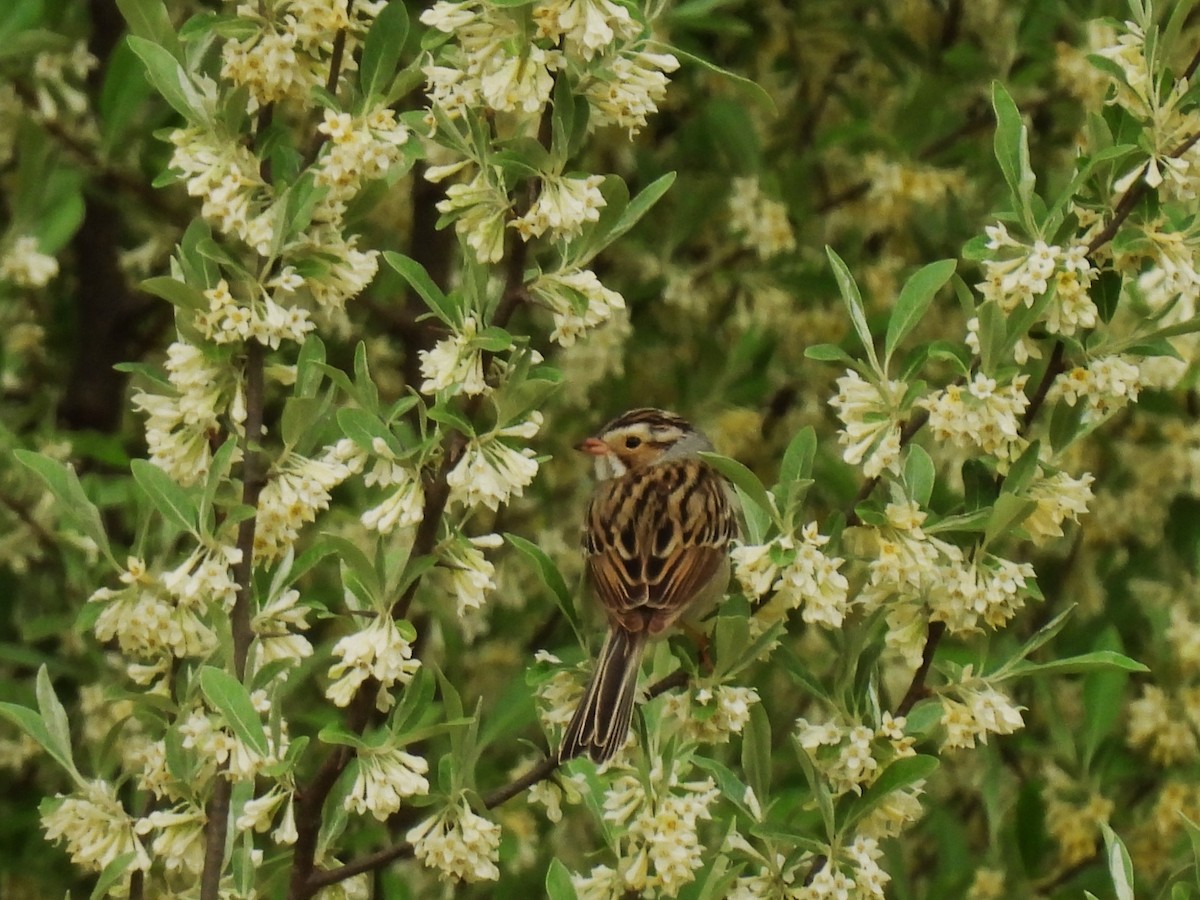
left=131, top=458, right=199, bottom=534
left=698, top=452, right=773, bottom=520
left=885, top=260, right=955, bottom=367
left=1083, top=628, right=1130, bottom=768
left=1002, top=440, right=1041, bottom=496
left=742, top=700, right=772, bottom=805
left=804, top=343, right=858, bottom=366
left=91, top=852, right=138, bottom=900
left=903, top=445, right=935, bottom=507
left=13, top=449, right=114, bottom=565
left=826, top=247, right=880, bottom=375
left=0, top=701, right=77, bottom=776
left=989, top=604, right=1075, bottom=680
left=605, top=171, right=676, bottom=245
left=1180, top=814, right=1200, bottom=895
left=690, top=756, right=760, bottom=820
left=359, top=0, right=408, bottom=99
left=778, top=426, right=816, bottom=489
left=998, top=650, right=1149, bottom=680
left=1100, top=822, right=1135, bottom=900
left=337, top=406, right=399, bottom=455
left=983, top=493, right=1035, bottom=547
left=115, top=0, right=182, bottom=61
left=36, top=665, right=73, bottom=771
left=140, top=275, right=208, bottom=311
left=317, top=723, right=371, bottom=750
left=545, top=858, right=579, bottom=900
left=666, top=46, right=776, bottom=115
left=198, top=667, right=271, bottom=758
left=1048, top=397, right=1087, bottom=454
left=792, top=738, right=835, bottom=842
left=383, top=252, right=454, bottom=323
left=991, top=81, right=1036, bottom=226
left=506, top=533, right=581, bottom=644
left=841, top=754, right=939, bottom=834
left=127, top=35, right=207, bottom=121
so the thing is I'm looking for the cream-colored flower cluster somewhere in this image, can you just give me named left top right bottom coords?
left=1024, top=469, right=1094, bottom=544
left=198, top=277, right=314, bottom=349
left=726, top=828, right=895, bottom=899
left=422, top=0, right=675, bottom=132
left=728, top=177, right=797, bottom=260
left=345, top=745, right=430, bottom=821
left=237, top=785, right=299, bottom=845
left=1127, top=684, right=1200, bottom=766
left=406, top=798, right=502, bottom=883
left=1042, top=765, right=1113, bottom=869
left=315, top=108, right=410, bottom=202
left=170, top=126, right=275, bottom=255
left=360, top=439, right=426, bottom=534
left=446, top=411, right=543, bottom=511
left=530, top=268, right=627, bottom=346
left=434, top=533, right=504, bottom=640
left=1047, top=355, right=1142, bottom=425
left=221, top=0, right=384, bottom=113
left=27, top=40, right=98, bottom=129
left=325, top=615, right=421, bottom=711
left=829, top=369, right=907, bottom=478
left=251, top=586, right=314, bottom=673
left=796, top=710, right=916, bottom=799
left=512, top=174, right=607, bottom=240
left=1094, top=15, right=1200, bottom=202
left=90, top=549, right=240, bottom=670
left=41, top=779, right=150, bottom=875
left=660, top=683, right=761, bottom=744
left=180, top=692, right=288, bottom=782
left=133, top=340, right=239, bottom=485
left=0, top=235, right=59, bottom=288
left=418, top=315, right=489, bottom=395
left=254, top=439, right=365, bottom=562
left=919, top=372, right=1029, bottom=460
left=862, top=153, right=966, bottom=230
left=939, top=674, right=1025, bottom=750
left=732, top=522, right=851, bottom=632
left=573, top=759, right=719, bottom=897
left=977, top=224, right=1098, bottom=336
left=856, top=501, right=1038, bottom=665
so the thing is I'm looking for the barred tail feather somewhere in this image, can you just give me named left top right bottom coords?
left=558, top=628, right=646, bottom=764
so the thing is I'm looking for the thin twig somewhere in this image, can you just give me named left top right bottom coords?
left=896, top=621, right=947, bottom=716
left=1021, top=339, right=1065, bottom=431
left=0, top=491, right=57, bottom=553
left=200, top=340, right=266, bottom=900
left=1086, top=130, right=1200, bottom=256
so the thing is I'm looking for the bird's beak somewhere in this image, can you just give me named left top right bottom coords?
left=575, top=437, right=608, bottom=456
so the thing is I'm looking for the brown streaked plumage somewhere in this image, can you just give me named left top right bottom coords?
left=559, top=408, right=737, bottom=764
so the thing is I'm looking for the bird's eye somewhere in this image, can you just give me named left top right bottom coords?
left=624, top=436, right=642, bottom=449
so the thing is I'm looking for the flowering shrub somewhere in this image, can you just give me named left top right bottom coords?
left=0, top=0, right=1198, bottom=898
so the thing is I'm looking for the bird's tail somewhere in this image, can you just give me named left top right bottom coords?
left=559, top=628, right=647, bottom=764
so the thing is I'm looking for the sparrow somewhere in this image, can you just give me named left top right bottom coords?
left=559, top=408, right=737, bottom=764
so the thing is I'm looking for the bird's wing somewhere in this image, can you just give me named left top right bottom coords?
left=584, top=458, right=735, bottom=635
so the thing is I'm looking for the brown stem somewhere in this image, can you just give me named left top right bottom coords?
left=200, top=343, right=266, bottom=900
left=1183, top=44, right=1200, bottom=83
left=0, top=491, right=57, bottom=554
left=231, top=341, right=266, bottom=676
left=287, top=174, right=533, bottom=900
left=287, top=687, right=376, bottom=898
left=845, top=409, right=930, bottom=527
left=1021, top=339, right=1065, bottom=431
left=896, top=621, right=946, bottom=716
left=324, top=14, right=350, bottom=97
left=1086, top=130, right=1200, bottom=256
